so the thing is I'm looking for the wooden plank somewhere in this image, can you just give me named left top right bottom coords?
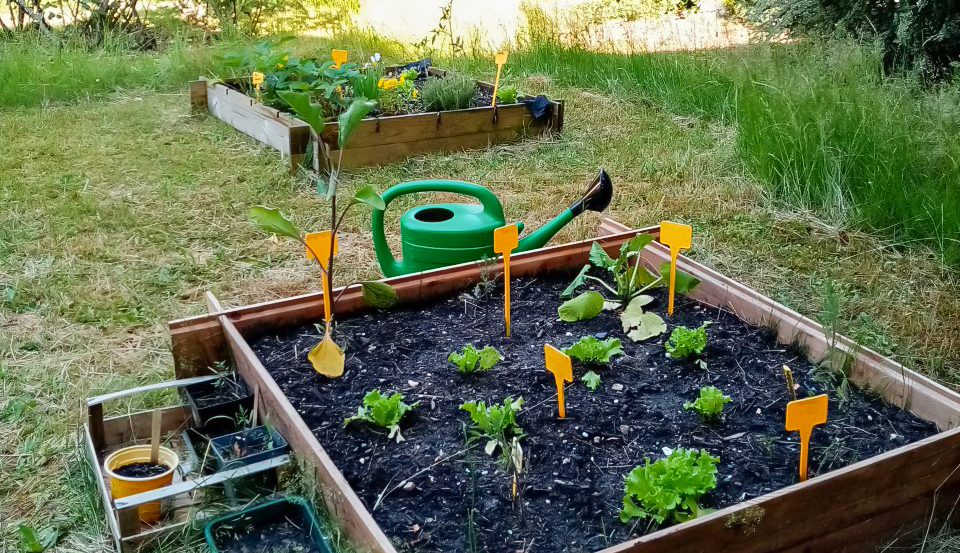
left=89, top=402, right=106, bottom=452
left=206, top=83, right=308, bottom=156
left=87, top=375, right=218, bottom=407
left=220, top=314, right=397, bottom=553
left=188, top=79, right=208, bottom=111
left=597, top=427, right=960, bottom=553
left=101, top=405, right=191, bottom=448
left=337, top=128, right=528, bottom=169
left=171, top=315, right=228, bottom=379
left=114, top=455, right=290, bottom=509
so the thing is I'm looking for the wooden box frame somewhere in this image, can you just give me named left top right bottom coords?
left=189, top=67, right=563, bottom=173
left=167, top=219, right=960, bottom=553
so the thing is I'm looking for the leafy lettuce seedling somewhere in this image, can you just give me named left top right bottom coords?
left=684, top=386, right=731, bottom=420
left=461, top=397, right=524, bottom=459
left=449, top=344, right=502, bottom=373
left=582, top=371, right=602, bottom=390
left=666, top=323, right=710, bottom=359
left=344, top=390, right=419, bottom=442
left=564, top=336, right=623, bottom=365
left=620, top=447, right=719, bottom=524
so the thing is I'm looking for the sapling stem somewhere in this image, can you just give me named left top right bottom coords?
left=585, top=275, right=618, bottom=296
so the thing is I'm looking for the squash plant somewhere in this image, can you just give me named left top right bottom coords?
left=250, top=95, right=396, bottom=377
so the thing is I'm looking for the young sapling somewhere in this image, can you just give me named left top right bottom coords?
left=344, top=390, right=419, bottom=442
left=684, top=386, right=731, bottom=421
left=449, top=344, right=502, bottom=374
left=582, top=371, right=602, bottom=390
left=620, top=447, right=719, bottom=524
left=563, top=336, right=623, bottom=365
left=666, top=323, right=710, bottom=360
left=460, top=397, right=524, bottom=460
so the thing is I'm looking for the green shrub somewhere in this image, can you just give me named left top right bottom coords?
left=421, top=74, right=477, bottom=111
left=684, top=386, right=731, bottom=420
left=620, top=448, right=719, bottom=524
left=666, top=323, right=709, bottom=359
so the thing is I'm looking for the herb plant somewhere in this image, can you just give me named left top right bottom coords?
left=461, top=397, right=524, bottom=459
left=684, top=386, right=731, bottom=420
left=620, top=448, right=719, bottom=524
left=344, top=390, right=419, bottom=442
left=666, top=323, right=710, bottom=359
left=582, top=371, right=602, bottom=390
left=421, top=74, right=477, bottom=111
left=563, top=336, right=623, bottom=365
left=449, top=344, right=502, bottom=374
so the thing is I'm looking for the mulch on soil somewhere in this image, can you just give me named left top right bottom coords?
left=250, top=274, right=937, bottom=553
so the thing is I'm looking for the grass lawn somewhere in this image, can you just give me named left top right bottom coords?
left=1, top=42, right=959, bottom=551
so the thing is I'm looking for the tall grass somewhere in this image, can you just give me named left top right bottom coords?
left=449, top=39, right=960, bottom=265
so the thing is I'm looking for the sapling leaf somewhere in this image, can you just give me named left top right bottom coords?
left=620, top=295, right=655, bottom=332
left=277, top=90, right=328, bottom=134
left=352, top=184, right=386, bottom=210
left=627, top=312, right=667, bottom=342
left=562, top=264, right=592, bottom=298
left=558, top=291, right=605, bottom=322
left=338, top=97, right=377, bottom=148
left=361, top=281, right=398, bottom=309
left=249, top=206, right=300, bottom=239
left=659, top=261, right=701, bottom=293
left=582, top=371, right=601, bottom=390
left=589, top=242, right=616, bottom=270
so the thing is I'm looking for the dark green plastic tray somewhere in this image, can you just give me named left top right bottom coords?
left=204, top=496, right=333, bottom=553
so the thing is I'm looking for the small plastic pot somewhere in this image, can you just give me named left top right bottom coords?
left=204, top=496, right=333, bottom=553
left=210, top=425, right=288, bottom=470
left=104, top=445, right=180, bottom=523
left=183, top=373, right=253, bottom=426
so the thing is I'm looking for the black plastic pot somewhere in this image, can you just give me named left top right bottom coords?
left=210, top=425, right=288, bottom=471
left=183, top=373, right=253, bottom=426
left=204, top=496, right=333, bottom=553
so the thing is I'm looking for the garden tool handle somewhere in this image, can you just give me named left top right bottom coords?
left=372, top=179, right=506, bottom=276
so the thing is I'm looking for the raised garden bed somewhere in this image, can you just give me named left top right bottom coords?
left=189, top=67, right=563, bottom=173
left=168, top=219, right=960, bottom=553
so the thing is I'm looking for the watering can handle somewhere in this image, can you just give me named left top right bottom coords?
left=372, top=179, right=506, bottom=277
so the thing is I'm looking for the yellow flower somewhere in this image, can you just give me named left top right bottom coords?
left=412, top=88, right=419, bottom=98
left=378, top=77, right=400, bottom=90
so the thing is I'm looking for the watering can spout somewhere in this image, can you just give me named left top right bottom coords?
left=517, top=169, right=613, bottom=252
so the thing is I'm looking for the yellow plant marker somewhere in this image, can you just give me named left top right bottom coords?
left=332, top=49, right=348, bottom=68
left=785, top=394, right=828, bottom=481
left=491, top=51, right=508, bottom=107
left=659, top=220, right=693, bottom=315
left=252, top=71, right=264, bottom=92
left=545, top=344, right=573, bottom=418
left=493, top=223, right=520, bottom=336
left=306, top=231, right=343, bottom=377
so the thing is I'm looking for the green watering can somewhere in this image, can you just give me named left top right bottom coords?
left=372, top=170, right=613, bottom=277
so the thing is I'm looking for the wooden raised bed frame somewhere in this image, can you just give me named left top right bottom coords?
left=168, top=218, right=960, bottom=553
left=189, top=68, right=564, bottom=172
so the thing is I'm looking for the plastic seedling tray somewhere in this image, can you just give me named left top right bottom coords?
left=210, top=425, right=288, bottom=470
left=183, top=372, right=253, bottom=426
left=204, top=496, right=333, bottom=553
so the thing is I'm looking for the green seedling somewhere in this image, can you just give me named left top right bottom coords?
left=582, top=371, right=602, bottom=390
left=461, top=397, right=524, bottom=461
left=666, top=323, right=710, bottom=360
left=620, top=447, right=719, bottom=524
left=684, top=386, right=731, bottom=420
left=449, top=344, right=502, bottom=373
left=563, top=336, right=623, bottom=365
left=558, top=235, right=700, bottom=333
left=344, top=390, right=419, bottom=442
left=496, top=85, right=518, bottom=104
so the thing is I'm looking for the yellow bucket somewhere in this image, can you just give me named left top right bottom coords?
left=104, top=445, right=180, bottom=523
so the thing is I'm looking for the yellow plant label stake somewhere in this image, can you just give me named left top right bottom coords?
left=659, top=220, right=693, bottom=315
left=306, top=231, right=339, bottom=321
left=785, top=394, right=828, bottom=481
left=493, top=223, right=520, bottom=336
left=545, top=344, right=573, bottom=418
left=491, top=51, right=508, bottom=107
left=332, top=49, right=348, bottom=68
left=252, top=71, right=264, bottom=100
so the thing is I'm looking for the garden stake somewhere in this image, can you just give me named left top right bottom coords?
left=659, top=221, right=693, bottom=315
left=783, top=365, right=797, bottom=401
left=545, top=344, right=572, bottom=418
left=332, top=49, right=348, bottom=68
left=491, top=51, right=507, bottom=107
left=305, top=230, right=344, bottom=377
left=785, top=394, right=828, bottom=481
left=493, top=223, right=520, bottom=336
left=252, top=71, right=264, bottom=101
left=149, top=409, right=162, bottom=464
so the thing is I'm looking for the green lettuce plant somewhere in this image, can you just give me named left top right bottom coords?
left=684, top=386, right=731, bottom=420
left=582, top=371, right=602, bottom=390
left=666, top=323, right=710, bottom=359
left=496, top=85, right=518, bottom=104
left=449, top=344, right=502, bottom=373
left=563, top=336, right=623, bottom=365
left=461, top=397, right=524, bottom=459
left=620, top=448, right=719, bottom=524
left=344, top=390, right=419, bottom=442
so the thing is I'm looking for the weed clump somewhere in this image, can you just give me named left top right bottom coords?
left=421, top=74, right=476, bottom=111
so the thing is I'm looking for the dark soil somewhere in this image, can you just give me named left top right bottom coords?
left=114, top=461, right=169, bottom=478
left=212, top=517, right=324, bottom=553
left=249, top=275, right=937, bottom=553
